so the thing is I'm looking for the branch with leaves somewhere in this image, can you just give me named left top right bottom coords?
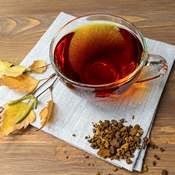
left=0, top=59, right=57, bottom=136
left=0, top=59, right=50, bottom=93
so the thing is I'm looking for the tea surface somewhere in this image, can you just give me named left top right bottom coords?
left=54, top=22, right=143, bottom=85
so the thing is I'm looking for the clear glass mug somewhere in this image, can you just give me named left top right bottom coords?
left=50, top=14, right=168, bottom=98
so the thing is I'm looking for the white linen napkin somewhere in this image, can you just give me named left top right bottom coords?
left=0, top=12, right=174, bottom=171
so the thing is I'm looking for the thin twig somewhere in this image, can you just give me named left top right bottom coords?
left=0, top=106, right=4, bottom=113
left=49, top=86, right=53, bottom=101
left=35, top=77, right=58, bottom=99
left=31, top=73, right=56, bottom=95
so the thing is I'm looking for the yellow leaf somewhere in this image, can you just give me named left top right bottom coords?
left=0, top=60, right=26, bottom=77
left=39, top=100, right=54, bottom=129
left=29, top=60, right=47, bottom=73
left=0, top=102, right=35, bottom=136
left=15, top=111, right=36, bottom=130
left=0, top=74, right=39, bottom=93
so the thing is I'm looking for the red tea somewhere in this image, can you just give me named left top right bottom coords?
left=54, top=23, right=143, bottom=85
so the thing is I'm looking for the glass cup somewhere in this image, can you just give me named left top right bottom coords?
left=50, top=14, right=168, bottom=98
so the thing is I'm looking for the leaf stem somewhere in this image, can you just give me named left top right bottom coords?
left=0, top=106, right=4, bottom=113
left=31, top=73, right=56, bottom=95
left=49, top=87, right=53, bottom=101
left=35, top=77, right=58, bottom=99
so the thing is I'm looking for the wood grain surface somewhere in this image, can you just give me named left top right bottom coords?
left=0, top=0, right=175, bottom=175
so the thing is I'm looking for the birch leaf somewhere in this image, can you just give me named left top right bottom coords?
left=39, top=100, right=54, bottom=129
left=0, top=60, right=26, bottom=77
left=0, top=102, right=35, bottom=136
left=15, top=111, right=36, bottom=130
left=29, top=60, right=47, bottom=73
left=0, top=74, right=39, bottom=93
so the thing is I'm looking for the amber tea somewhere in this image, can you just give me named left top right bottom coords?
left=54, top=22, right=143, bottom=85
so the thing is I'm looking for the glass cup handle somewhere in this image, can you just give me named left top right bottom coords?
left=136, top=54, right=168, bottom=83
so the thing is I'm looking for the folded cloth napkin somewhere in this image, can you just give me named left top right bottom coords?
left=0, top=12, right=174, bottom=171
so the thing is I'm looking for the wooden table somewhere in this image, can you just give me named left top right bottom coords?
left=0, top=0, right=175, bottom=175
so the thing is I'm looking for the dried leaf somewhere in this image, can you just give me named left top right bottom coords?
left=0, top=60, right=26, bottom=77
left=0, top=102, right=35, bottom=136
left=29, top=60, right=47, bottom=73
left=39, top=100, right=54, bottom=129
left=0, top=74, right=39, bottom=93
